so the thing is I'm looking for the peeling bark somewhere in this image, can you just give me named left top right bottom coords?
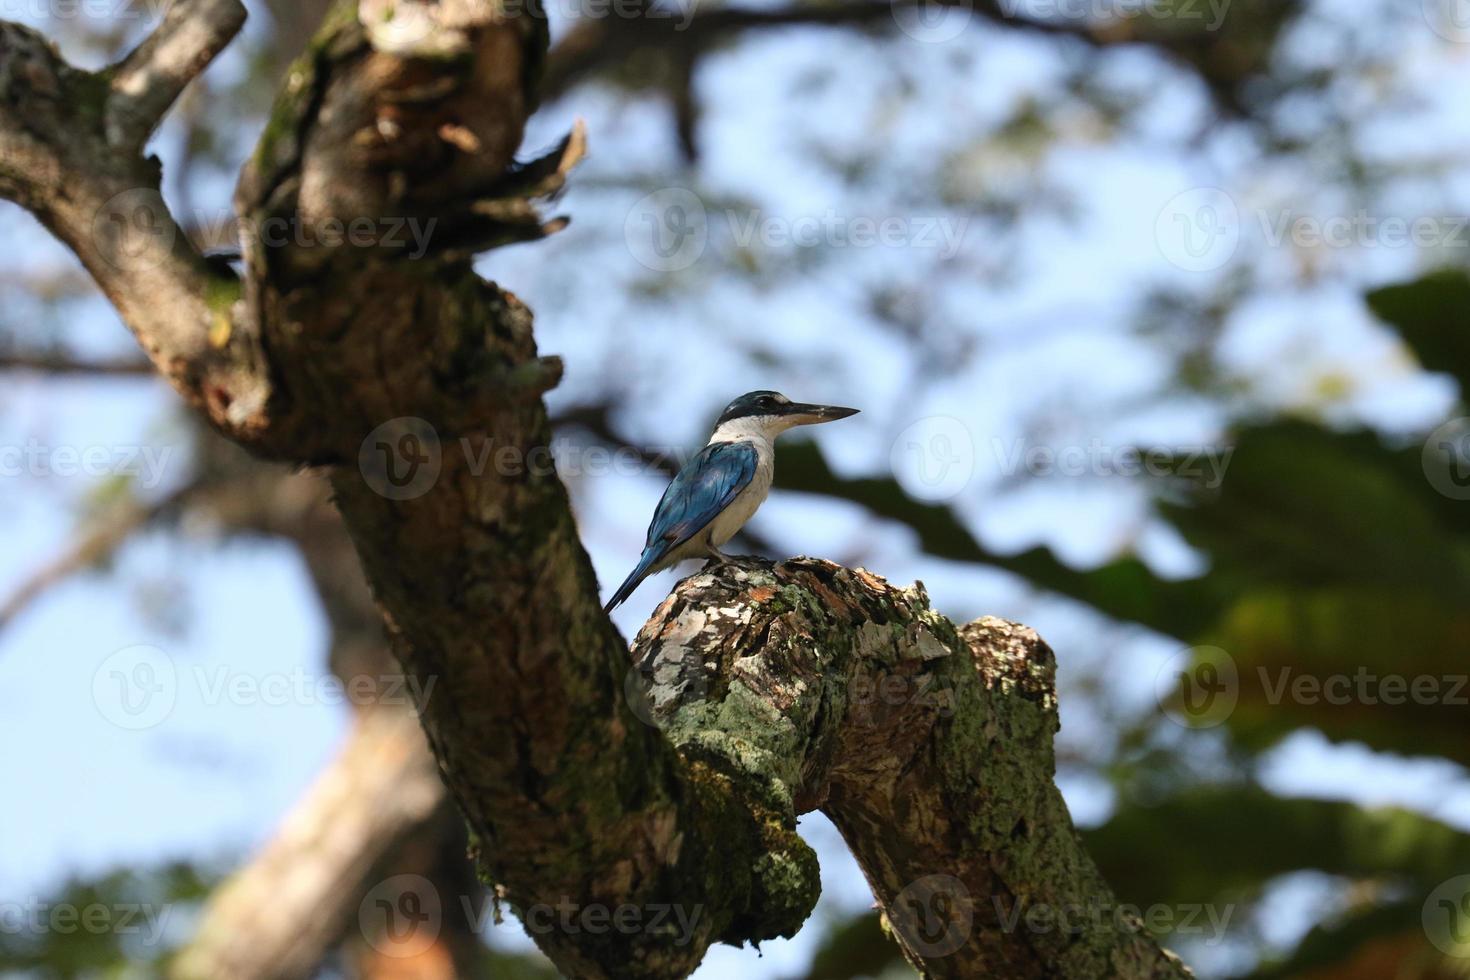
left=633, top=557, right=1192, bottom=979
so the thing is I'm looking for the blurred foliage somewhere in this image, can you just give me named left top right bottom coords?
left=0, top=863, right=557, bottom=980
left=0, top=862, right=212, bottom=978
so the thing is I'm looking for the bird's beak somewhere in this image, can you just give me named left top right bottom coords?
left=783, top=403, right=860, bottom=426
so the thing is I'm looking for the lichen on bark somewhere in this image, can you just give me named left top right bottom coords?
left=632, top=557, right=1193, bottom=979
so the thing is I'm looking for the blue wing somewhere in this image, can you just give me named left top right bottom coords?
left=604, top=441, right=758, bottom=611
left=645, top=441, right=759, bottom=551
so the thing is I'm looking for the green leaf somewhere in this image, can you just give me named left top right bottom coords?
left=1368, top=269, right=1470, bottom=397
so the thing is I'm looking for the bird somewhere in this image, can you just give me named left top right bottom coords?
left=603, top=390, right=859, bottom=612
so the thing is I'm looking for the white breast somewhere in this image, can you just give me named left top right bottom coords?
left=705, top=438, right=774, bottom=546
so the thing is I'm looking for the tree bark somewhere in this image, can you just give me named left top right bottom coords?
left=0, top=3, right=1194, bottom=977
left=169, top=707, right=451, bottom=980
left=631, top=557, right=1191, bottom=979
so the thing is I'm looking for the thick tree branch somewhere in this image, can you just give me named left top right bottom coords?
left=106, top=0, right=247, bottom=149
left=171, top=707, right=453, bottom=980
left=0, top=14, right=273, bottom=444
left=633, top=557, right=1193, bottom=979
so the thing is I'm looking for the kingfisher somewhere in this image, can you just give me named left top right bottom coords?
left=603, top=390, right=859, bottom=612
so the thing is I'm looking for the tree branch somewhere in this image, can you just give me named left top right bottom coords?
left=106, top=0, right=247, bottom=149
left=0, top=480, right=201, bottom=632
left=0, top=352, right=156, bottom=376
left=633, top=557, right=1193, bottom=979
left=171, top=707, right=452, bottom=980
left=0, top=15, right=273, bottom=446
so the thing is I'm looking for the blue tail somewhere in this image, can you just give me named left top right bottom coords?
left=604, top=550, right=659, bottom=612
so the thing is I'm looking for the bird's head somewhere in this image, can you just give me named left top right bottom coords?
left=714, top=390, right=859, bottom=439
